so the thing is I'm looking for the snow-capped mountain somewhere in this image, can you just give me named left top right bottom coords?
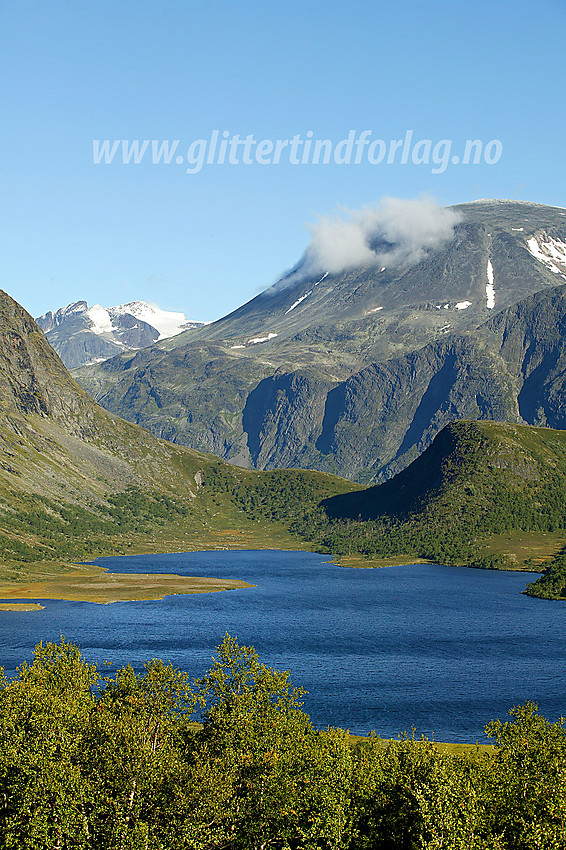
left=108, top=301, right=199, bottom=340
left=36, top=300, right=204, bottom=369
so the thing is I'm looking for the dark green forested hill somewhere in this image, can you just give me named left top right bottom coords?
left=324, top=420, right=566, bottom=528
left=295, top=420, right=566, bottom=598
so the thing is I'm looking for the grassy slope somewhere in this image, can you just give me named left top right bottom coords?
left=0, top=421, right=358, bottom=602
left=4, top=291, right=566, bottom=602
left=5, top=409, right=566, bottom=603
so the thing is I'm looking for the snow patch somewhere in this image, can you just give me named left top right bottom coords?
left=526, top=234, right=566, bottom=275
left=368, top=306, right=383, bottom=314
left=511, top=227, right=524, bottom=231
left=83, top=356, right=108, bottom=366
left=87, top=305, right=115, bottom=335
left=247, top=332, right=278, bottom=345
left=46, top=299, right=204, bottom=341
left=112, top=301, right=199, bottom=340
left=230, top=344, right=246, bottom=349
left=455, top=301, right=472, bottom=310
left=314, top=272, right=328, bottom=286
left=486, top=260, right=495, bottom=309
left=285, top=291, right=312, bottom=314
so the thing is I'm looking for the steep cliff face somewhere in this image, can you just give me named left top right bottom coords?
left=311, top=284, right=566, bottom=482
left=479, top=285, right=566, bottom=429
left=73, top=201, right=566, bottom=482
left=314, top=339, right=519, bottom=482
left=0, top=290, right=101, bottom=435
left=242, top=370, right=335, bottom=469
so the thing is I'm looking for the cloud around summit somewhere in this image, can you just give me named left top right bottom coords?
left=277, top=197, right=463, bottom=288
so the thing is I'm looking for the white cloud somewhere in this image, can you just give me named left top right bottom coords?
left=283, top=196, right=462, bottom=285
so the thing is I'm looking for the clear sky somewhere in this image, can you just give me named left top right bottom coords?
left=1, top=0, right=565, bottom=321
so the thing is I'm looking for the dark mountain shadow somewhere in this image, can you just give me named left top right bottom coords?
left=394, top=354, right=458, bottom=460
left=316, top=384, right=346, bottom=454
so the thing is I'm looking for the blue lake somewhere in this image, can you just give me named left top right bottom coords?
left=0, top=550, right=564, bottom=743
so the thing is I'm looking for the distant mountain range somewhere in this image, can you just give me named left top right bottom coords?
left=73, top=200, right=566, bottom=483
left=36, top=300, right=206, bottom=368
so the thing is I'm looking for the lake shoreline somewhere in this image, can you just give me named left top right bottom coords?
left=0, top=522, right=303, bottom=609
left=0, top=539, right=544, bottom=610
left=0, top=552, right=560, bottom=743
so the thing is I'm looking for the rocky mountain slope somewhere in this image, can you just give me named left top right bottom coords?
left=73, top=200, right=566, bottom=482
left=4, top=287, right=566, bottom=599
left=36, top=300, right=204, bottom=369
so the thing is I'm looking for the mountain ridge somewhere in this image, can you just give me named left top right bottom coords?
left=3, top=286, right=566, bottom=600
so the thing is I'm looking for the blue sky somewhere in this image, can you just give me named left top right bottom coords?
left=1, top=0, right=565, bottom=320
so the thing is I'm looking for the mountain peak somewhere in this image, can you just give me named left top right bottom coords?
left=467, top=198, right=565, bottom=208
left=110, top=300, right=202, bottom=339
left=35, top=298, right=205, bottom=369
left=73, top=199, right=566, bottom=484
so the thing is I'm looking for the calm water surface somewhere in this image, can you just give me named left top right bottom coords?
left=0, top=550, right=564, bottom=743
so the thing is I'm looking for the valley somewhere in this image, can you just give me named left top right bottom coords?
left=5, top=3, right=566, bottom=844
left=0, top=287, right=357, bottom=603
left=3, top=272, right=566, bottom=603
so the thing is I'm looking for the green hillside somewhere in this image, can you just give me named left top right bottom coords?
left=3, top=286, right=566, bottom=603
left=300, top=420, right=566, bottom=598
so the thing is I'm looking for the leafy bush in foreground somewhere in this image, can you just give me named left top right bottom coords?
left=0, top=637, right=564, bottom=849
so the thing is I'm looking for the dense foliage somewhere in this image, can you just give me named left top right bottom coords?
left=0, top=637, right=564, bottom=849
left=0, top=487, right=191, bottom=562
left=203, top=464, right=357, bottom=523
left=526, top=549, right=566, bottom=600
